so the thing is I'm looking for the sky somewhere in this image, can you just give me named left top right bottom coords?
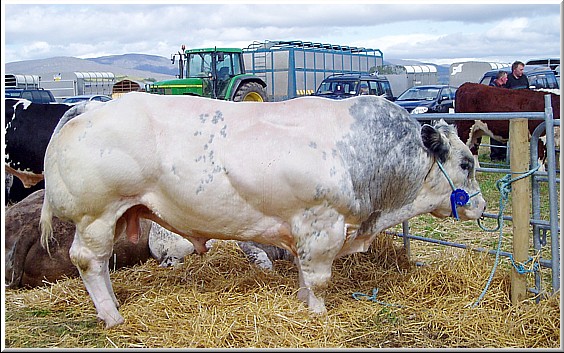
left=1, top=1, right=561, bottom=67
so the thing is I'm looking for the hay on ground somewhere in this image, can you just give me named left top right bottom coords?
left=4, top=234, right=560, bottom=348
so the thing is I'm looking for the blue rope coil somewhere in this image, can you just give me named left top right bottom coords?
left=352, top=288, right=403, bottom=308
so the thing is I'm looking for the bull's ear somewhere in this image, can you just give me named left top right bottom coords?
left=421, top=124, right=449, bottom=163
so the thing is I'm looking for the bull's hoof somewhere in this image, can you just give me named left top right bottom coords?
left=99, top=313, right=125, bottom=328
left=297, top=287, right=309, bottom=303
left=308, top=300, right=327, bottom=315
left=297, top=288, right=327, bottom=314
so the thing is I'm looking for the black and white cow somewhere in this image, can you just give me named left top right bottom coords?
left=5, top=99, right=70, bottom=204
left=5, top=99, right=71, bottom=187
left=4, top=99, right=106, bottom=204
left=40, top=92, right=486, bottom=327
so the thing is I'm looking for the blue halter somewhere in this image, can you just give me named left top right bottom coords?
left=436, top=160, right=481, bottom=220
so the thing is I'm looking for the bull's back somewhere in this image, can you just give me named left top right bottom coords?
left=43, top=93, right=358, bottom=223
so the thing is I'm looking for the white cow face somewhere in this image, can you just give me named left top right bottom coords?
left=421, top=120, right=487, bottom=221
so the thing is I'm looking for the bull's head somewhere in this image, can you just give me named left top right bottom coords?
left=421, top=120, right=486, bottom=220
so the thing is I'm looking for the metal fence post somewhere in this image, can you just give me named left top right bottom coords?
left=542, top=95, right=560, bottom=292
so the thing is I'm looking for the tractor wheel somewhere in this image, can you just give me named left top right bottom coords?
left=233, top=82, right=267, bottom=102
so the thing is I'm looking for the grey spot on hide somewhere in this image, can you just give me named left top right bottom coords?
left=212, top=111, right=224, bottom=124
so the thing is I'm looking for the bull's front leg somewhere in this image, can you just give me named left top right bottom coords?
left=292, top=207, right=346, bottom=314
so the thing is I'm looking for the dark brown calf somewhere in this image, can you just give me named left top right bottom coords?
left=454, top=82, right=559, bottom=158
left=5, top=190, right=152, bottom=288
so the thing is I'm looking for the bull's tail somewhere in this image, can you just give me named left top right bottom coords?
left=40, top=196, right=54, bottom=257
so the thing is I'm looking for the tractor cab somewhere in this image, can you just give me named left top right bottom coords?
left=149, top=46, right=267, bottom=102
left=183, top=48, right=243, bottom=99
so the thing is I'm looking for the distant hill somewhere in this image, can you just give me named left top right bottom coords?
left=5, top=54, right=451, bottom=85
left=5, top=54, right=177, bottom=82
left=88, top=53, right=178, bottom=77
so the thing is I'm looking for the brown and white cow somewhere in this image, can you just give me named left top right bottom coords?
left=454, top=82, right=560, bottom=164
left=40, top=92, right=486, bottom=327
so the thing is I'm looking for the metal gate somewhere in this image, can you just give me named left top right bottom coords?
left=395, top=95, right=560, bottom=300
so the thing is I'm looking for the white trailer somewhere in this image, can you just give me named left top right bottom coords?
left=40, top=71, right=115, bottom=101
left=449, top=61, right=510, bottom=87
left=381, top=64, right=438, bottom=97
left=4, top=74, right=41, bottom=89
left=243, top=40, right=384, bottom=101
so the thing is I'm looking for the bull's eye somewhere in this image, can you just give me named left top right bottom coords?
left=460, top=160, right=472, bottom=171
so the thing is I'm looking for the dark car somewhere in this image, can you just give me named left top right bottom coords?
left=5, top=88, right=56, bottom=104
left=394, top=85, right=457, bottom=116
left=312, top=73, right=394, bottom=100
left=62, top=94, right=113, bottom=105
left=479, top=65, right=559, bottom=90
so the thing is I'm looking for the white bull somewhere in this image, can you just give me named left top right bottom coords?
left=40, top=92, right=486, bottom=328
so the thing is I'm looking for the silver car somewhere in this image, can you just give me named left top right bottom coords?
left=63, top=94, right=112, bottom=105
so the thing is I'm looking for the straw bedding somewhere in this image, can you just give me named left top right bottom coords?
left=3, top=233, right=560, bottom=348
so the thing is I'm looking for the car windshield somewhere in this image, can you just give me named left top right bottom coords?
left=63, top=97, right=89, bottom=103
left=315, top=80, right=359, bottom=95
left=5, top=91, right=22, bottom=98
left=396, top=87, right=440, bottom=101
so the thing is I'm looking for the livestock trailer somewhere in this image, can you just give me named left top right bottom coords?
left=112, top=79, right=146, bottom=99
left=242, top=40, right=384, bottom=101
left=40, top=71, right=116, bottom=101
left=4, top=74, right=41, bottom=89
left=380, top=64, right=439, bottom=97
left=449, top=61, right=510, bottom=88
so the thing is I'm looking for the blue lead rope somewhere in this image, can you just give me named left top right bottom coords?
left=469, top=164, right=542, bottom=308
left=352, top=288, right=404, bottom=308
left=352, top=162, right=541, bottom=309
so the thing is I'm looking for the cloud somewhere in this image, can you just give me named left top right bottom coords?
left=3, top=3, right=561, bottom=64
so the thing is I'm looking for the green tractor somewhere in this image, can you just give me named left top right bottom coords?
left=148, top=46, right=268, bottom=102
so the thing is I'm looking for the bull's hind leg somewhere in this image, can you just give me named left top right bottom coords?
left=292, top=207, right=346, bottom=314
left=70, top=218, right=123, bottom=328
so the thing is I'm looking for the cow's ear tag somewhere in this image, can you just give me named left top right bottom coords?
left=450, top=189, right=469, bottom=220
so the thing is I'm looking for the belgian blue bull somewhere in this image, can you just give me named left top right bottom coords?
left=40, top=92, right=486, bottom=327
